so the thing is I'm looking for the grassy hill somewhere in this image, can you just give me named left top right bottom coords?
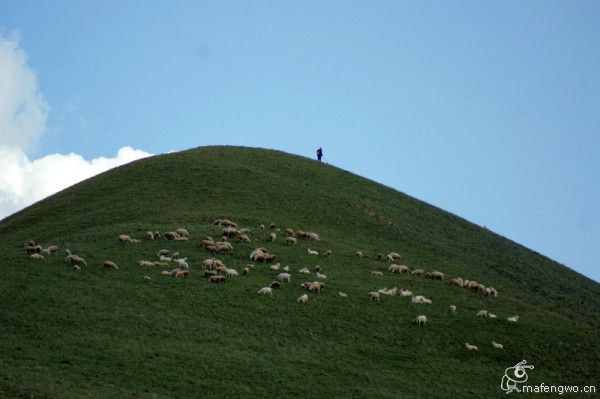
left=0, top=146, right=598, bottom=398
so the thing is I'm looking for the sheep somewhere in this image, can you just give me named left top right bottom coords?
left=270, top=263, right=281, bottom=271
left=371, top=271, right=384, bottom=277
left=103, top=261, right=118, bottom=270
left=450, top=277, right=464, bottom=287
left=389, top=252, right=401, bottom=260
left=249, top=248, right=267, bottom=260
left=465, top=343, right=479, bottom=351
left=204, top=270, right=217, bottom=279
left=476, top=310, right=489, bottom=318
left=369, top=292, right=380, bottom=302
left=339, top=292, right=348, bottom=298
left=307, top=248, right=319, bottom=256
left=157, top=249, right=171, bottom=257
left=488, top=313, right=497, bottom=319
left=316, top=272, right=327, bottom=279
left=400, top=289, right=414, bottom=297
left=269, top=232, right=277, bottom=242
left=130, top=238, right=141, bottom=244
left=209, top=275, right=226, bottom=283
left=507, top=315, right=519, bottom=323
left=215, top=265, right=229, bottom=275
left=269, top=223, right=276, bottom=229
left=282, top=265, right=290, bottom=272
left=270, top=281, right=281, bottom=289
left=380, top=287, right=398, bottom=296
left=323, top=250, right=332, bottom=257
left=386, top=254, right=394, bottom=262
left=174, top=258, right=189, bottom=269
left=314, top=265, right=321, bottom=273
left=143, top=276, right=152, bottom=282
left=416, top=315, right=427, bottom=326
left=376, top=253, right=384, bottom=261
left=226, top=268, right=239, bottom=277
left=42, top=246, right=59, bottom=255
left=492, top=341, right=504, bottom=349
left=297, top=294, right=309, bottom=304
left=429, top=271, right=444, bottom=280
left=73, top=264, right=81, bottom=272
left=164, top=231, right=178, bottom=240
left=146, top=231, right=155, bottom=240
left=239, top=234, right=251, bottom=243
left=412, top=269, right=426, bottom=277
left=161, top=270, right=171, bottom=276
left=398, top=265, right=411, bottom=273
left=298, top=268, right=310, bottom=274
left=286, top=236, right=297, bottom=246
left=356, top=251, right=363, bottom=258
left=30, top=253, right=44, bottom=260
left=202, top=258, right=225, bottom=270
left=174, top=236, right=188, bottom=241
left=153, top=231, right=161, bottom=239
left=388, top=264, right=401, bottom=273
left=176, top=228, right=189, bottom=237
left=449, top=305, right=457, bottom=313
left=159, top=255, right=172, bottom=262
left=285, top=228, right=295, bottom=236
left=487, top=287, right=498, bottom=297
left=64, top=250, right=87, bottom=266
left=411, top=295, right=432, bottom=304
left=138, top=261, right=156, bottom=267
left=215, top=241, right=233, bottom=252
left=118, top=234, right=133, bottom=243
left=257, top=286, right=272, bottom=295
left=222, top=227, right=239, bottom=238
left=259, top=224, right=265, bottom=230
left=243, top=267, right=251, bottom=275
left=255, top=252, right=276, bottom=263
left=277, top=273, right=291, bottom=283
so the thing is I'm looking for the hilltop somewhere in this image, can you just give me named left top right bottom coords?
left=1, top=146, right=598, bottom=398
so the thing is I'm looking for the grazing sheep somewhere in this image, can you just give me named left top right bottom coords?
left=386, top=254, right=394, bottom=262
left=30, top=253, right=44, bottom=260
left=450, top=277, right=464, bottom=287
left=492, top=341, right=504, bottom=349
left=507, top=315, right=519, bottom=323
left=369, top=292, right=380, bottom=302
left=270, top=263, right=281, bottom=271
left=297, top=294, right=309, bottom=304
left=338, top=292, right=348, bottom=298
left=42, top=246, right=59, bottom=255
left=488, top=313, right=497, bottom=319
left=204, top=270, right=217, bottom=279
left=164, top=231, right=178, bottom=240
left=356, top=251, right=363, bottom=258
left=118, top=234, right=133, bottom=243
left=465, top=343, right=479, bottom=351
left=269, top=223, right=276, bottom=229
left=400, top=289, right=414, bottom=297
left=259, top=224, right=265, bottom=230
left=73, top=264, right=81, bottom=272
left=255, top=252, right=276, bottom=263
left=285, top=228, right=295, bottom=236
left=314, top=265, right=321, bottom=273
left=139, top=260, right=158, bottom=267
left=277, top=273, right=291, bottom=283
left=249, top=248, right=267, bottom=260
left=226, top=268, right=239, bottom=277
left=388, top=264, right=401, bottom=273
left=239, top=234, right=251, bottom=243
left=449, top=305, right=457, bottom=313
left=174, top=258, right=189, bottom=269
left=161, top=270, right=172, bottom=276
left=372, top=271, right=384, bottom=277
left=174, top=236, right=188, bottom=241
left=269, top=232, right=277, bottom=242
left=307, top=232, right=320, bottom=241
left=286, top=236, right=297, bottom=246
left=324, top=250, right=332, bottom=257
left=103, top=261, right=118, bottom=270
left=270, top=281, right=281, bottom=289
left=222, top=227, right=239, bottom=238
left=64, top=250, right=87, bottom=267
left=476, top=310, right=489, bottom=318
left=176, top=228, right=189, bottom=237
left=143, top=276, right=152, bottom=282
left=316, top=272, right=327, bottom=279
left=298, top=268, right=310, bottom=274
left=243, top=267, right=251, bottom=275
left=398, top=265, right=410, bottom=273
left=429, top=271, right=445, bottom=280
left=389, top=252, right=401, bottom=260
left=202, top=258, right=225, bottom=270
left=411, top=269, right=426, bottom=277
left=488, top=287, right=498, bottom=297
left=412, top=295, right=432, bottom=304
left=157, top=249, right=170, bottom=257
left=257, top=286, right=272, bottom=295
left=307, top=248, right=319, bottom=256
left=159, top=255, right=172, bottom=262
left=215, top=265, right=228, bottom=275
left=282, top=265, right=290, bottom=272
left=209, top=275, right=226, bottom=283
left=215, top=241, right=233, bottom=252
left=416, top=315, right=427, bottom=326
left=146, top=231, right=155, bottom=240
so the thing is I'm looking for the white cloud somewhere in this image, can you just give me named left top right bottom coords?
left=0, top=32, right=152, bottom=220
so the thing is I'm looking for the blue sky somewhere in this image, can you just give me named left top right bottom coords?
left=1, top=1, right=599, bottom=282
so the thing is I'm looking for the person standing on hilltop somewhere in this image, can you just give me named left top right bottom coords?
left=316, top=147, right=323, bottom=162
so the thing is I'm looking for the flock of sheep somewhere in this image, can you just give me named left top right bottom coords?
left=23, top=217, right=518, bottom=352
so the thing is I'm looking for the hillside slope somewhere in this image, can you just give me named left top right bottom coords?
left=1, top=146, right=598, bottom=398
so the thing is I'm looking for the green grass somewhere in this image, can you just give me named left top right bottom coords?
left=0, top=146, right=598, bottom=398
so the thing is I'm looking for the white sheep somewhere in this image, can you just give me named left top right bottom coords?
left=476, top=310, right=489, bottom=318
left=269, top=232, right=277, bottom=242
left=286, top=236, right=297, bottom=246
left=297, top=294, right=309, bottom=304
left=159, top=255, right=172, bottom=262
left=298, top=268, right=310, bottom=274
left=307, top=248, right=319, bottom=256
left=30, top=253, right=44, bottom=260
left=416, top=315, right=427, bottom=326
left=507, top=315, right=519, bottom=323
left=174, top=258, right=189, bottom=269
left=316, top=272, right=327, bottom=279
left=270, top=263, right=281, bottom=271
left=282, top=265, right=290, bottom=272
left=277, top=273, right=291, bottom=282
left=369, top=292, right=380, bottom=301
left=465, top=343, right=479, bottom=351
left=400, top=289, right=414, bottom=297
left=412, top=295, right=432, bottom=304
left=226, top=268, right=239, bottom=277
left=492, top=341, right=504, bottom=349
left=257, top=287, right=273, bottom=295
left=103, top=261, right=118, bottom=270
left=143, top=276, right=152, bottom=282
left=356, top=251, right=363, bottom=258
left=338, top=292, right=348, bottom=298
left=372, top=271, right=384, bottom=276
left=323, top=249, right=332, bottom=257
left=449, top=305, right=457, bottom=313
